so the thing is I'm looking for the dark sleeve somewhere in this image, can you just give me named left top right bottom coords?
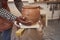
left=14, top=0, right=23, bottom=13
left=0, top=8, right=17, bottom=21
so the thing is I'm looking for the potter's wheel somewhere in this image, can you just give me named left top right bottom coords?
left=14, top=21, right=41, bottom=29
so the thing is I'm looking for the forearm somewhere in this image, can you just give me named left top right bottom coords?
left=14, top=0, right=23, bottom=13
left=0, top=24, right=12, bottom=32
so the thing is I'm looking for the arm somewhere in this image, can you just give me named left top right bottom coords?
left=14, top=0, right=23, bottom=13
left=0, top=8, right=17, bottom=32
left=0, top=8, right=17, bottom=22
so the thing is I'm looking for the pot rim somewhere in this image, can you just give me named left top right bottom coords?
left=22, top=6, right=43, bottom=9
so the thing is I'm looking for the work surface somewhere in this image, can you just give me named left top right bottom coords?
left=0, top=19, right=60, bottom=40
left=11, top=23, right=43, bottom=40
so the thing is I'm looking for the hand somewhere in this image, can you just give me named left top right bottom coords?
left=16, top=16, right=33, bottom=25
left=16, top=16, right=26, bottom=24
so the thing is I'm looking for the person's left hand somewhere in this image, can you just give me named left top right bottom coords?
left=15, top=16, right=33, bottom=26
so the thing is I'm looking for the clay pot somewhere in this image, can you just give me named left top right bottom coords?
left=20, top=6, right=42, bottom=25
